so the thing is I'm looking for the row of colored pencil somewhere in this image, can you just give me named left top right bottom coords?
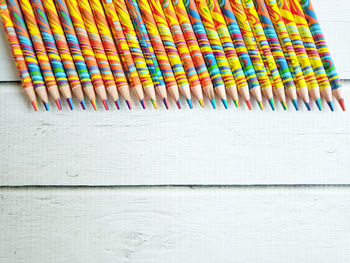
left=0, top=0, right=345, bottom=111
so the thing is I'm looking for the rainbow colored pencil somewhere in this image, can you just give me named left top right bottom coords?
left=299, top=0, right=344, bottom=111
left=19, top=0, right=62, bottom=109
left=31, top=0, right=74, bottom=109
left=148, top=0, right=193, bottom=108
left=122, top=0, right=169, bottom=108
left=183, top=0, right=228, bottom=108
left=242, top=0, right=286, bottom=110
left=171, top=0, right=216, bottom=108
left=41, top=0, right=86, bottom=109
left=62, top=0, right=109, bottom=110
left=1, top=0, right=37, bottom=110
left=277, top=0, right=331, bottom=110
left=253, top=0, right=298, bottom=110
left=134, top=0, right=181, bottom=108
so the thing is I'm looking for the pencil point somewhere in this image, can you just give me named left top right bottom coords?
left=233, top=99, right=239, bottom=108
left=114, top=100, right=120, bottom=110
left=126, top=100, right=132, bottom=110
left=31, top=100, right=38, bottom=111
left=43, top=101, right=50, bottom=111
left=316, top=98, right=322, bottom=111
left=140, top=99, right=146, bottom=109
left=102, top=99, right=109, bottom=110
left=55, top=99, right=62, bottom=110
left=80, top=99, right=86, bottom=110
left=291, top=99, right=298, bottom=111
left=327, top=101, right=334, bottom=112
left=151, top=99, right=157, bottom=109
left=221, top=99, right=228, bottom=109
left=268, top=98, right=275, bottom=111
left=257, top=101, right=264, bottom=110
left=338, top=98, right=345, bottom=111
left=199, top=99, right=205, bottom=107
left=176, top=99, right=181, bottom=109
left=162, top=97, right=169, bottom=109
left=91, top=99, right=97, bottom=110
left=245, top=100, right=252, bottom=110
left=186, top=98, right=193, bottom=109
left=67, top=97, right=74, bottom=110
left=210, top=99, right=216, bottom=109
left=304, top=101, right=310, bottom=111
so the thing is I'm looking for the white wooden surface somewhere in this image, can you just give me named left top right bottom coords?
left=0, top=0, right=350, bottom=261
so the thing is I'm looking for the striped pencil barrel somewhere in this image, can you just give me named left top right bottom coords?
left=207, top=0, right=252, bottom=108
left=218, top=0, right=260, bottom=110
left=78, top=0, right=121, bottom=109
left=30, top=0, right=75, bottom=109
left=183, top=0, right=228, bottom=108
left=6, top=0, right=49, bottom=109
left=253, top=0, right=298, bottom=110
left=19, top=0, right=62, bottom=109
left=170, top=0, right=215, bottom=108
left=62, top=0, right=109, bottom=110
left=41, top=0, right=86, bottom=109
left=262, top=0, right=310, bottom=109
left=242, top=0, right=285, bottom=110
left=100, top=0, right=148, bottom=109
left=53, top=0, right=96, bottom=110
left=299, top=0, right=344, bottom=111
left=230, top=0, right=268, bottom=109
left=134, top=0, right=181, bottom=108
left=0, top=0, right=37, bottom=110
left=194, top=0, right=239, bottom=107
left=277, top=0, right=329, bottom=110
left=160, top=0, right=204, bottom=107
left=148, top=0, right=193, bottom=108
left=122, top=0, right=169, bottom=109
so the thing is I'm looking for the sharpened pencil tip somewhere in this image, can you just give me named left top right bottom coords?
left=221, top=99, right=228, bottom=109
left=80, top=99, right=86, bottom=110
left=43, top=101, right=50, bottom=111
left=338, top=98, right=345, bottom=111
left=126, top=100, right=132, bottom=110
left=176, top=99, right=181, bottom=109
left=316, top=98, right=322, bottom=111
left=151, top=99, right=157, bottom=109
left=268, top=98, right=275, bottom=111
left=186, top=98, right=193, bottom=109
left=199, top=99, right=204, bottom=107
left=304, top=101, right=310, bottom=111
left=291, top=99, right=298, bottom=111
left=210, top=99, right=216, bottom=109
left=55, top=99, right=62, bottom=110
left=162, top=97, right=169, bottom=109
left=245, top=100, right=252, bottom=110
left=67, top=97, right=74, bottom=110
left=31, top=100, right=38, bottom=111
left=257, top=101, right=264, bottom=110
left=327, top=101, right=334, bottom=112
left=233, top=100, right=239, bottom=108
left=140, top=99, right=146, bottom=109
left=281, top=101, right=288, bottom=111
left=91, top=99, right=97, bottom=110
left=114, top=100, right=120, bottom=110
left=102, top=99, right=109, bottom=110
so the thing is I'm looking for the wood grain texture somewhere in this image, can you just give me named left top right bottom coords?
left=1, top=187, right=350, bottom=263
left=0, top=82, right=349, bottom=186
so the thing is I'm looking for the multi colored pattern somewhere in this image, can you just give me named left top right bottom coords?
left=254, top=0, right=295, bottom=90
left=241, top=0, right=284, bottom=92
left=206, top=0, right=248, bottom=91
left=171, top=0, right=213, bottom=91
left=299, top=0, right=341, bottom=91
left=218, top=0, right=260, bottom=90
left=148, top=0, right=189, bottom=89
left=161, top=0, right=201, bottom=90
left=101, top=0, right=143, bottom=90
left=277, top=0, right=329, bottom=91
left=183, top=0, right=224, bottom=88
left=123, top=0, right=165, bottom=89
left=262, top=0, right=308, bottom=92
left=230, top=0, right=271, bottom=91
left=135, top=0, right=178, bottom=89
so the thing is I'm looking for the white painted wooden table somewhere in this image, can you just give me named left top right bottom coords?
left=1, top=1, right=350, bottom=262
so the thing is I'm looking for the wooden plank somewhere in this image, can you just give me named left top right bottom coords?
left=0, top=82, right=349, bottom=186
left=0, top=0, right=348, bottom=81
left=1, top=187, right=350, bottom=262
